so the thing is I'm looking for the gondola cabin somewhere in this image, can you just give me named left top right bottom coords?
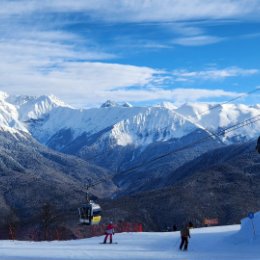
left=78, top=201, right=102, bottom=225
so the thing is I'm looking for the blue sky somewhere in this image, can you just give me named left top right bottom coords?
left=0, top=0, right=260, bottom=107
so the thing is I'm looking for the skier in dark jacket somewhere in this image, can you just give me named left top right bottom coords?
left=173, top=224, right=177, bottom=232
left=179, top=225, right=191, bottom=251
left=256, top=136, right=260, bottom=154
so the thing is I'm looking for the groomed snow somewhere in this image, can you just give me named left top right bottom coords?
left=1, top=223, right=259, bottom=260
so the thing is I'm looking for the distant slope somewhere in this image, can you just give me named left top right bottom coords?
left=28, top=104, right=214, bottom=176
left=112, top=128, right=224, bottom=195
left=160, top=138, right=260, bottom=186
left=106, top=139, right=260, bottom=229
left=0, top=130, right=117, bottom=225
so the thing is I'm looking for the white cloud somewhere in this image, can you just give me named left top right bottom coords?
left=172, top=67, right=260, bottom=81
left=0, top=1, right=259, bottom=107
left=0, top=35, right=258, bottom=107
left=45, top=62, right=160, bottom=91
left=91, top=87, right=241, bottom=107
left=0, top=54, right=163, bottom=106
left=1, top=41, right=247, bottom=107
left=0, top=22, right=162, bottom=107
left=0, top=41, right=114, bottom=65
left=1, top=0, right=260, bottom=22
left=167, top=23, right=205, bottom=37
left=173, top=35, right=223, bottom=46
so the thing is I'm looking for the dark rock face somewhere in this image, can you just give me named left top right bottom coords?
left=43, top=127, right=224, bottom=195
left=0, top=130, right=117, bottom=227
left=103, top=140, right=260, bottom=230
left=111, top=129, right=224, bottom=195
left=100, top=100, right=118, bottom=108
left=1, top=127, right=260, bottom=238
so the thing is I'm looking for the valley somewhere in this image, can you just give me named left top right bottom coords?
left=0, top=91, right=259, bottom=238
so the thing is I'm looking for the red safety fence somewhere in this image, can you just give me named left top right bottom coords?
left=203, top=218, right=219, bottom=226
left=0, top=222, right=143, bottom=241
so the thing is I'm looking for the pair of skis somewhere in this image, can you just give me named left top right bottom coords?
left=100, top=242, right=118, bottom=244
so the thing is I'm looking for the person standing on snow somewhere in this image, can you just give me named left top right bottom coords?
left=179, top=224, right=191, bottom=251
left=103, top=221, right=115, bottom=244
left=256, top=136, right=260, bottom=153
left=172, top=224, right=177, bottom=232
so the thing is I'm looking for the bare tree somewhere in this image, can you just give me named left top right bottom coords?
left=41, top=202, right=56, bottom=240
left=4, top=208, right=19, bottom=240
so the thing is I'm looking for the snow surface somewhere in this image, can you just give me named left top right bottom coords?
left=30, top=106, right=199, bottom=147
left=0, top=92, right=29, bottom=134
left=0, top=92, right=71, bottom=137
left=0, top=220, right=259, bottom=260
left=235, top=211, right=260, bottom=242
left=26, top=99, right=260, bottom=147
left=176, top=102, right=260, bottom=142
left=7, top=94, right=71, bottom=121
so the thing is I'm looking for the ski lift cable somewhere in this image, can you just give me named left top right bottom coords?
left=85, top=178, right=107, bottom=190
left=157, top=86, right=260, bottom=133
left=85, top=87, right=260, bottom=163
left=222, top=116, right=260, bottom=134
left=120, top=114, right=260, bottom=174
left=7, top=88, right=259, bottom=186
left=134, top=88, right=260, bottom=168
left=122, top=115, right=260, bottom=174
left=196, top=87, right=260, bottom=117
left=157, top=115, right=259, bottom=162
left=146, top=115, right=260, bottom=164
left=168, top=88, right=260, bottom=146
left=177, top=87, right=260, bottom=140
left=67, top=87, right=260, bottom=165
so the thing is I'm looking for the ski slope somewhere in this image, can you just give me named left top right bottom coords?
left=0, top=220, right=259, bottom=260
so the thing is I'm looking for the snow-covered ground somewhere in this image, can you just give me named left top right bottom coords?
left=1, top=219, right=259, bottom=260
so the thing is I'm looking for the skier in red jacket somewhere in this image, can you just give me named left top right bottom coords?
left=103, top=221, right=115, bottom=244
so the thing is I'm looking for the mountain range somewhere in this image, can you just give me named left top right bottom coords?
left=1, top=91, right=259, bottom=190
left=0, top=90, right=259, bottom=234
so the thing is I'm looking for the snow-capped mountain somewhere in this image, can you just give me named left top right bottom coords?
left=1, top=92, right=259, bottom=176
left=0, top=91, right=72, bottom=137
left=175, top=102, right=260, bottom=143
left=100, top=100, right=133, bottom=108
left=0, top=91, right=28, bottom=134
left=7, top=93, right=71, bottom=121
left=30, top=104, right=200, bottom=148
left=2, top=92, right=259, bottom=148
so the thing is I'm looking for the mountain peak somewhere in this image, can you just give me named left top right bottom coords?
left=100, top=100, right=133, bottom=108
left=100, top=100, right=119, bottom=108
left=122, top=102, right=133, bottom=108
left=41, top=94, right=71, bottom=108
left=159, top=101, right=177, bottom=110
left=0, top=91, right=9, bottom=100
left=6, top=94, right=71, bottom=121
